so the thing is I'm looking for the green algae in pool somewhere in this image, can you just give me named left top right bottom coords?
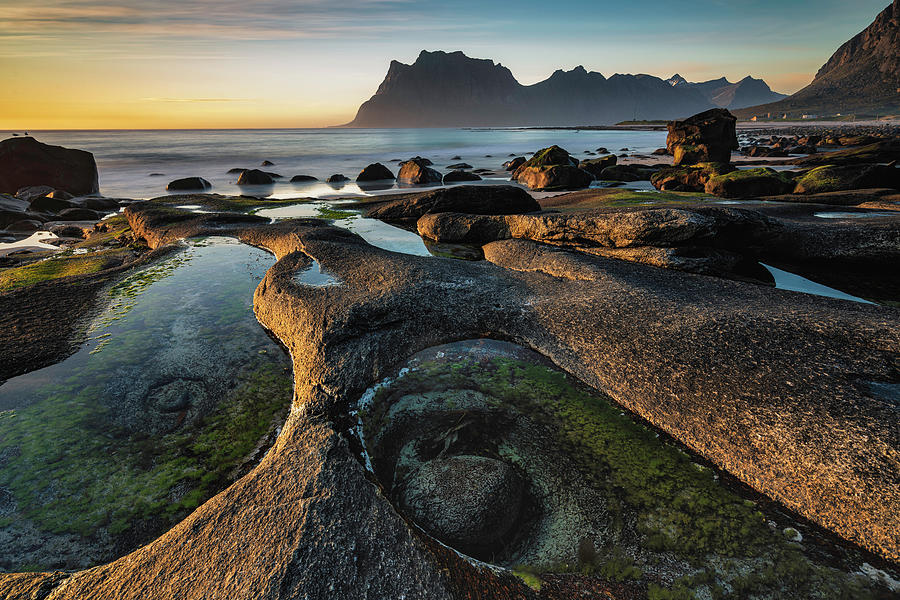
left=0, top=237, right=292, bottom=572
left=356, top=340, right=889, bottom=599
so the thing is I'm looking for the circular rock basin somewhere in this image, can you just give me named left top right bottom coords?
left=355, top=339, right=896, bottom=597
left=0, top=237, right=292, bottom=572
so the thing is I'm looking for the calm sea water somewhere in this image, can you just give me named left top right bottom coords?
left=5, top=128, right=667, bottom=199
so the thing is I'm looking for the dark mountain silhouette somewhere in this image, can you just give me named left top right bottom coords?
left=735, top=0, right=900, bottom=118
left=666, top=74, right=786, bottom=109
left=345, top=51, right=783, bottom=127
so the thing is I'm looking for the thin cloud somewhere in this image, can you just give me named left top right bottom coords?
left=141, top=97, right=257, bottom=103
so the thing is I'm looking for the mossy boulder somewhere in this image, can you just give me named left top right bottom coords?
left=793, top=164, right=900, bottom=194
left=651, top=162, right=735, bottom=192
left=511, top=146, right=591, bottom=190
left=705, top=168, right=794, bottom=198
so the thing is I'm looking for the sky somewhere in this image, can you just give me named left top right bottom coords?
left=0, top=0, right=889, bottom=129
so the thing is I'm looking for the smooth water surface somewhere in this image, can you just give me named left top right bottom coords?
left=13, top=128, right=667, bottom=199
left=762, top=263, right=875, bottom=304
left=0, top=236, right=292, bottom=571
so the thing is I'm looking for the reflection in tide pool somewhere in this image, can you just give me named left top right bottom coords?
left=255, top=201, right=432, bottom=257
left=761, top=263, right=875, bottom=304
left=0, top=237, right=292, bottom=572
left=813, top=211, right=895, bottom=219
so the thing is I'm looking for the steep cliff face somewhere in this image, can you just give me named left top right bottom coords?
left=346, top=51, right=780, bottom=127
left=735, top=1, right=900, bottom=118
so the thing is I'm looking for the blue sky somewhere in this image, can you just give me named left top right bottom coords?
left=0, top=0, right=889, bottom=127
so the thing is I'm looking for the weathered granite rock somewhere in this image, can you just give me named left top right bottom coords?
left=167, top=177, right=212, bottom=191
left=746, top=146, right=789, bottom=158
left=357, top=163, right=395, bottom=182
left=398, top=159, right=443, bottom=185
left=704, top=168, right=795, bottom=198
left=28, top=195, right=78, bottom=214
left=667, top=108, right=738, bottom=165
left=237, top=170, right=274, bottom=185
left=793, top=164, right=900, bottom=194
left=442, top=170, right=482, bottom=183
left=399, top=456, right=524, bottom=547
left=762, top=188, right=898, bottom=206
left=1, top=206, right=898, bottom=598
left=0, top=138, right=99, bottom=196
left=289, top=175, right=318, bottom=183
left=363, top=185, right=539, bottom=222
left=651, top=162, right=735, bottom=192
left=790, top=140, right=900, bottom=167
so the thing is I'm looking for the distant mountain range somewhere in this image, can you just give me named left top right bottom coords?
left=344, top=51, right=785, bottom=128
left=735, top=0, right=900, bottom=119
left=666, top=74, right=786, bottom=111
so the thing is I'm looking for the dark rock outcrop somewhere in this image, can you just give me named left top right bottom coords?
left=363, top=185, right=539, bottom=222
left=598, top=165, right=654, bottom=182
left=290, top=175, right=318, bottom=183
left=666, top=108, right=738, bottom=166
left=397, top=159, right=443, bottom=185
left=357, top=163, right=395, bottom=182
left=442, top=170, right=482, bottom=183
left=0, top=138, right=99, bottom=196
left=326, top=174, right=350, bottom=184
left=167, top=177, right=212, bottom=191
left=237, top=170, right=274, bottom=185
left=502, top=157, right=526, bottom=171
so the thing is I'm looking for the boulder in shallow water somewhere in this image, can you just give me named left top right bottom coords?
left=399, top=456, right=524, bottom=547
left=326, top=174, right=350, bottom=183
left=167, top=177, right=212, bottom=191
left=511, top=145, right=593, bottom=190
left=502, top=157, right=525, bottom=172
left=442, top=170, right=482, bottom=183
left=666, top=108, right=738, bottom=166
left=356, top=163, right=395, bottom=182
left=397, top=159, right=443, bottom=185
left=236, top=170, right=274, bottom=185
left=579, top=155, right=619, bottom=178
left=599, top=164, right=654, bottom=182
left=290, top=175, right=318, bottom=183
left=0, top=137, right=99, bottom=196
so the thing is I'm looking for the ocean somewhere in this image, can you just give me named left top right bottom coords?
left=7, top=128, right=668, bottom=199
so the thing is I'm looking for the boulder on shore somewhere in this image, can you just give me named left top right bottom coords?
left=0, top=137, right=99, bottom=196
left=666, top=108, right=738, bottom=166
left=237, top=170, right=274, bottom=185
left=365, top=185, right=539, bottom=222
left=167, top=177, right=212, bottom=191
left=704, top=168, right=794, bottom=198
left=793, top=164, right=900, bottom=194
left=357, top=163, right=395, bottom=182
left=651, top=163, right=736, bottom=192
left=512, top=146, right=592, bottom=191
left=397, top=159, right=443, bottom=185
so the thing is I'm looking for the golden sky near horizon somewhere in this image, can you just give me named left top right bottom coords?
left=0, top=0, right=888, bottom=129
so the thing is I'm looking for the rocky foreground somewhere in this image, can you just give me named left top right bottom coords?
left=0, top=124, right=898, bottom=598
